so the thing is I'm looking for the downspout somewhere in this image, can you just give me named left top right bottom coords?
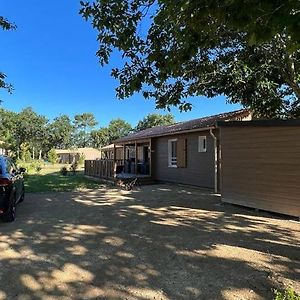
left=210, top=128, right=218, bottom=194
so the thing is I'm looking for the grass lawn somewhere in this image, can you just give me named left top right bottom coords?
left=23, top=164, right=103, bottom=193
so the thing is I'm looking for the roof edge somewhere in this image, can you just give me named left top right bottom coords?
left=114, top=108, right=250, bottom=143
left=114, top=126, right=215, bottom=144
left=217, top=119, right=300, bottom=127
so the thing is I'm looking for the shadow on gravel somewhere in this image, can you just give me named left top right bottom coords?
left=0, top=184, right=299, bottom=299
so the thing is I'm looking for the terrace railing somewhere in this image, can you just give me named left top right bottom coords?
left=84, top=159, right=123, bottom=180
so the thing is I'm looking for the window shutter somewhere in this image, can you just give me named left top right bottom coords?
left=177, top=138, right=187, bottom=168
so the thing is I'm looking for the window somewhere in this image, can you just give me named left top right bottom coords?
left=198, top=136, right=207, bottom=152
left=168, top=139, right=177, bottom=167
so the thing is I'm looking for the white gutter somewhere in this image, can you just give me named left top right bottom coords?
left=210, top=128, right=218, bottom=193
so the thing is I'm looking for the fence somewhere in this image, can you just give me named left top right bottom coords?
left=84, top=159, right=123, bottom=179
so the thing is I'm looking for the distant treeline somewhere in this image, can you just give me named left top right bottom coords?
left=0, top=107, right=175, bottom=160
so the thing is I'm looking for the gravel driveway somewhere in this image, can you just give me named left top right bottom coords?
left=0, top=184, right=299, bottom=300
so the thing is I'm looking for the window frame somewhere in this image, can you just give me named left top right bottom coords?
left=198, top=135, right=207, bottom=153
left=168, top=138, right=178, bottom=168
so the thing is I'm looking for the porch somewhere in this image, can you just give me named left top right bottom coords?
left=85, top=139, right=154, bottom=183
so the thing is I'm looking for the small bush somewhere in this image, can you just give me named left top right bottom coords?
left=28, top=160, right=42, bottom=174
left=48, top=149, right=58, bottom=165
left=70, top=162, right=78, bottom=174
left=60, top=166, right=68, bottom=176
left=78, top=154, right=85, bottom=166
left=274, top=288, right=300, bottom=300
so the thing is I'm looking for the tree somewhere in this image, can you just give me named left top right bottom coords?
left=0, top=16, right=16, bottom=95
left=107, top=119, right=132, bottom=143
left=80, top=1, right=300, bottom=118
left=47, top=149, right=58, bottom=164
left=74, top=113, right=98, bottom=147
left=15, top=107, right=48, bottom=159
left=0, top=108, right=18, bottom=153
left=90, top=127, right=110, bottom=148
left=89, top=119, right=132, bottom=147
left=0, top=16, right=16, bottom=30
left=48, top=115, right=74, bottom=149
left=136, top=113, right=175, bottom=131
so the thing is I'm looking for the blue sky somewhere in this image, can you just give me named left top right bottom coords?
left=0, top=1, right=241, bottom=127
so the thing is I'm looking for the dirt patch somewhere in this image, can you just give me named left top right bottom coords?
left=0, top=184, right=299, bottom=299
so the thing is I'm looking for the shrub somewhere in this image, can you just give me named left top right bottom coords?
left=274, top=288, right=300, bottom=300
left=60, top=166, right=68, bottom=176
left=70, top=162, right=78, bottom=174
left=78, top=154, right=85, bottom=166
left=29, top=161, right=42, bottom=173
left=48, top=149, right=58, bottom=165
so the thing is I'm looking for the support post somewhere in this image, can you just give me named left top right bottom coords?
left=113, top=144, right=117, bottom=178
left=123, top=144, right=126, bottom=167
left=149, top=139, right=152, bottom=177
left=135, top=141, right=138, bottom=175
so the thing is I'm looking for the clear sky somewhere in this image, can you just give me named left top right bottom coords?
left=0, top=1, right=241, bottom=127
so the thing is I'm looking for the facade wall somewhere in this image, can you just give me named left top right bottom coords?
left=152, top=130, right=215, bottom=188
left=220, top=126, right=300, bottom=217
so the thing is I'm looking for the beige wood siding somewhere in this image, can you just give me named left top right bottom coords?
left=220, top=126, right=300, bottom=217
left=152, top=131, right=214, bottom=188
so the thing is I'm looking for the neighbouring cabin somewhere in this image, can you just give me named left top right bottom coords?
left=85, top=109, right=251, bottom=189
left=219, top=120, right=300, bottom=218
left=55, top=147, right=101, bottom=164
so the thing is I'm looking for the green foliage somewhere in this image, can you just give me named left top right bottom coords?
left=0, top=16, right=16, bottom=95
left=0, top=107, right=50, bottom=158
left=20, top=143, right=31, bottom=162
left=107, top=119, right=132, bottom=142
left=16, top=160, right=43, bottom=174
left=74, top=113, right=98, bottom=129
left=17, top=107, right=49, bottom=158
left=80, top=0, right=300, bottom=118
left=70, top=162, right=78, bottom=174
left=136, top=113, right=175, bottom=131
left=60, top=166, right=68, bottom=176
left=36, top=165, right=42, bottom=173
left=90, top=119, right=132, bottom=147
left=78, top=154, right=85, bottom=166
left=48, top=149, right=58, bottom=165
left=273, top=287, right=300, bottom=300
left=48, top=115, right=74, bottom=149
left=29, top=160, right=42, bottom=173
left=0, top=16, right=16, bottom=30
left=74, top=113, right=98, bottom=147
left=90, top=127, right=110, bottom=148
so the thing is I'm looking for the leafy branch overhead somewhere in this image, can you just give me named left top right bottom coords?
left=80, top=0, right=300, bottom=118
left=0, top=16, right=16, bottom=95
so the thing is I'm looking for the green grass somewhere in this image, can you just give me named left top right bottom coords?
left=23, top=164, right=103, bottom=193
left=273, top=288, right=300, bottom=300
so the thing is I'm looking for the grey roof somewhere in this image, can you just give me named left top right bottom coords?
left=115, top=109, right=250, bottom=143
